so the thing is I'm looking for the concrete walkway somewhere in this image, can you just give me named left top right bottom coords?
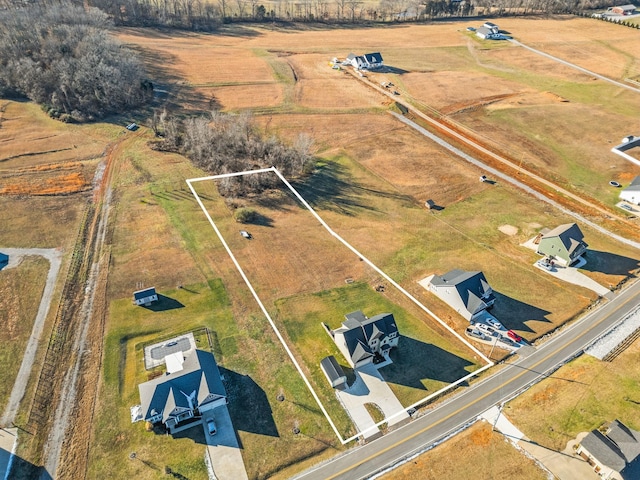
left=0, top=248, right=62, bottom=427
left=204, top=406, right=248, bottom=480
left=481, top=407, right=598, bottom=480
left=336, top=364, right=409, bottom=440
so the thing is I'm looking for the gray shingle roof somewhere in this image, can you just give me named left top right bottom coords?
left=339, top=311, right=398, bottom=364
left=133, top=287, right=156, bottom=300
left=430, top=270, right=495, bottom=316
left=581, top=420, right=640, bottom=475
left=320, top=356, right=346, bottom=383
left=543, top=223, right=587, bottom=256
left=138, top=349, right=226, bottom=423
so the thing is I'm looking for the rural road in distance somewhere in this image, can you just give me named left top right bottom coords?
left=293, top=279, right=640, bottom=480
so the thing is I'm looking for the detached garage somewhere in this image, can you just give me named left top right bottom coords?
left=620, top=176, right=640, bottom=205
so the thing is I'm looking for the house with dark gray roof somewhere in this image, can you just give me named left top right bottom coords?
left=133, top=287, right=158, bottom=306
left=536, top=223, right=588, bottom=266
left=427, top=270, right=495, bottom=321
left=138, top=349, right=227, bottom=434
left=576, top=420, right=640, bottom=480
left=620, top=176, right=640, bottom=205
left=330, top=311, right=399, bottom=368
left=345, top=52, right=384, bottom=70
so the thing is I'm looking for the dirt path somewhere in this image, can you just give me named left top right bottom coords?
left=39, top=130, right=143, bottom=480
left=391, top=112, right=640, bottom=251
left=0, top=248, right=62, bottom=427
left=509, top=39, right=640, bottom=94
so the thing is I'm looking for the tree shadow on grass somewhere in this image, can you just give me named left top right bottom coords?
left=222, top=368, right=279, bottom=438
left=288, top=160, right=414, bottom=216
left=379, top=337, right=475, bottom=390
left=142, top=294, right=185, bottom=312
left=489, top=291, right=552, bottom=334
left=581, top=250, right=640, bottom=276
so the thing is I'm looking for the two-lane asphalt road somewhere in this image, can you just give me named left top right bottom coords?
left=293, top=279, right=640, bottom=480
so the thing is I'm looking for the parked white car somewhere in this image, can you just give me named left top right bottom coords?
left=485, top=317, right=503, bottom=330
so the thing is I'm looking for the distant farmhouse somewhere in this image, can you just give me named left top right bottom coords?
left=345, top=52, right=384, bottom=70
left=329, top=310, right=399, bottom=368
left=133, top=287, right=158, bottom=306
left=138, top=349, right=227, bottom=434
left=427, top=270, right=495, bottom=321
left=476, top=21, right=502, bottom=40
left=620, top=176, right=640, bottom=205
left=606, top=4, right=636, bottom=15
left=535, top=223, right=588, bottom=266
left=576, top=419, right=640, bottom=480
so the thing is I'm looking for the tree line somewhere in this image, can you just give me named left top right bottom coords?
left=0, top=2, right=152, bottom=121
left=74, top=0, right=617, bottom=28
left=151, top=110, right=314, bottom=196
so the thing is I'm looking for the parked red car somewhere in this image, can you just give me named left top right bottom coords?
left=507, top=330, right=522, bottom=342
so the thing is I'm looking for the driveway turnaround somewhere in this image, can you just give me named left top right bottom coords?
left=204, top=406, right=248, bottom=480
left=336, top=363, right=409, bottom=440
left=533, top=257, right=612, bottom=299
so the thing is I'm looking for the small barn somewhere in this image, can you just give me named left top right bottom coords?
left=620, top=176, right=640, bottom=205
left=0, top=252, right=8, bottom=269
left=133, top=287, right=158, bottom=306
left=607, top=4, right=636, bottom=15
left=320, top=356, right=347, bottom=389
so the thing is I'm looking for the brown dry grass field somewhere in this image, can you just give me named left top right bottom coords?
left=380, top=421, right=547, bottom=480
left=119, top=17, right=640, bottom=208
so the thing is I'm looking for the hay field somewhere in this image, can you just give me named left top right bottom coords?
left=119, top=17, right=640, bottom=208
left=87, top=17, right=640, bottom=479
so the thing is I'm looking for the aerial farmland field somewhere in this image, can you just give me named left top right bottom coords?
left=2, top=14, right=640, bottom=480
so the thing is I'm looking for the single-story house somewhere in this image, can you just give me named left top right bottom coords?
left=138, top=349, right=227, bottom=434
left=535, top=223, right=588, bottom=266
left=346, top=52, right=384, bottom=70
left=576, top=419, right=640, bottom=480
left=620, top=176, right=640, bottom=205
left=331, top=310, right=399, bottom=368
left=0, top=252, right=8, bottom=268
left=320, top=355, right=347, bottom=389
left=133, top=287, right=158, bottom=306
left=427, top=270, right=495, bottom=321
left=607, top=4, right=636, bottom=15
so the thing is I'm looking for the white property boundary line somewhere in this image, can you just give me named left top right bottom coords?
left=187, top=167, right=493, bottom=444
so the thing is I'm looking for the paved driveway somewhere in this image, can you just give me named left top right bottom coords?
left=336, top=363, right=409, bottom=440
left=534, top=257, right=612, bottom=298
left=203, top=406, right=248, bottom=480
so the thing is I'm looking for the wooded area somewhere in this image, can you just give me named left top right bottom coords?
left=152, top=110, right=315, bottom=196
left=0, top=2, right=152, bottom=121
left=0, top=0, right=614, bottom=30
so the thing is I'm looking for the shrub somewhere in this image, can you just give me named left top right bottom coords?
left=234, top=208, right=257, bottom=223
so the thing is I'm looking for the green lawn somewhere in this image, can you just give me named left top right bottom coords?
left=276, top=282, right=482, bottom=410
left=0, top=256, right=49, bottom=411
